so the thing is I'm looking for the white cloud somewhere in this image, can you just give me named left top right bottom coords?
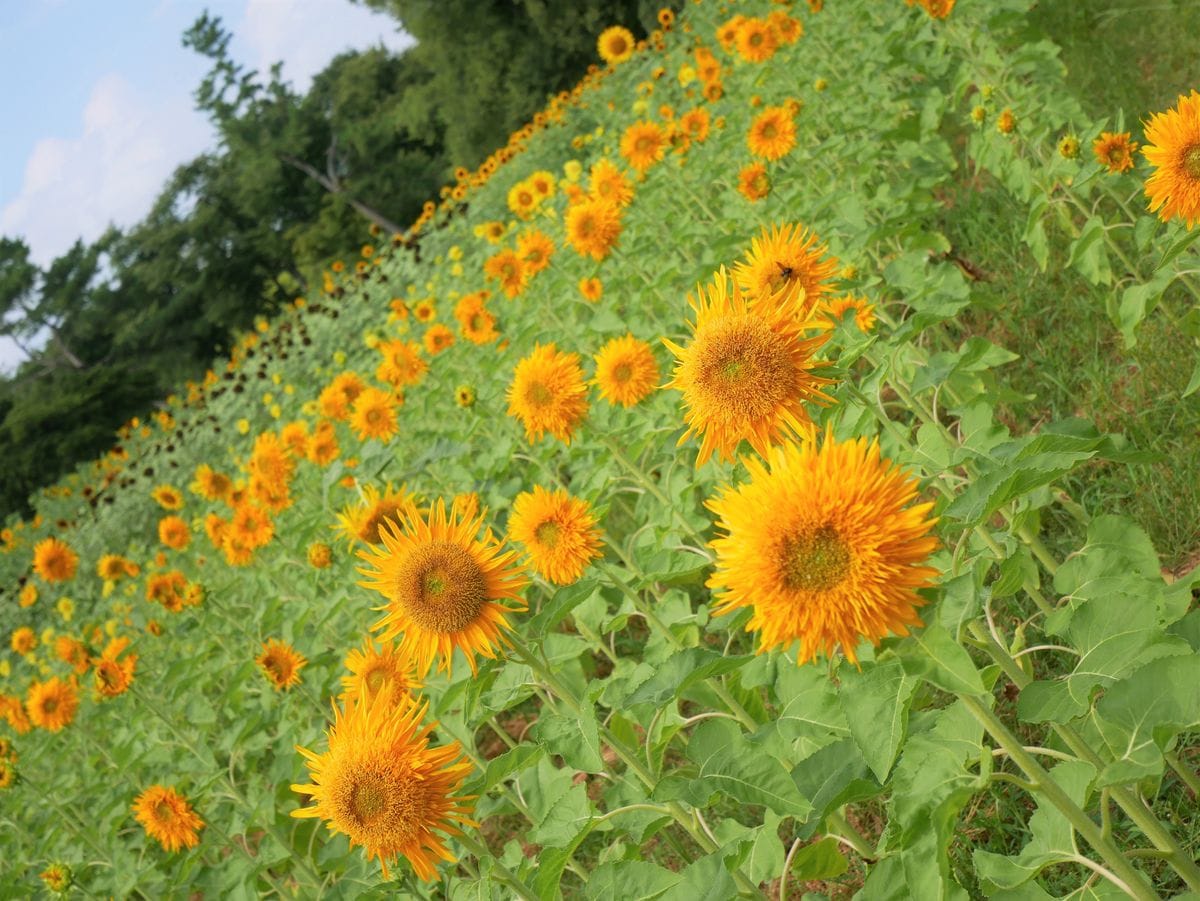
left=0, top=73, right=212, bottom=267
left=238, top=0, right=413, bottom=92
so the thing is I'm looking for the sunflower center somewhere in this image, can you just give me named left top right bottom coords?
left=613, top=363, right=633, bottom=383
left=610, top=37, right=627, bottom=55
left=780, top=525, right=852, bottom=592
left=364, top=666, right=390, bottom=693
left=395, top=541, right=487, bottom=634
left=98, top=663, right=120, bottom=689
left=42, top=697, right=58, bottom=714
left=534, top=520, right=562, bottom=548
left=635, top=137, right=654, bottom=153
left=1184, top=145, right=1200, bottom=180
left=154, top=801, right=175, bottom=822
left=525, top=381, right=554, bottom=408
left=694, top=317, right=796, bottom=416
left=263, top=656, right=288, bottom=681
left=365, top=408, right=382, bottom=425
left=348, top=773, right=390, bottom=826
left=1107, top=145, right=1125, bottom=164
left=748, top=31, right=763, bottom=47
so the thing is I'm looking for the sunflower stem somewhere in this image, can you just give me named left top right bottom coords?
left=598, top=434, right=706, bottom=545
left=824, top=809, right=875, bottom=860
left=455, top=831, right=538, bottom=901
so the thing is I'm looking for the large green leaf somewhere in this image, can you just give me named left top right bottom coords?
left=839, top=657, right=918, bottom=781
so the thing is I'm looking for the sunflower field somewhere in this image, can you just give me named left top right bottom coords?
left=3, top=0, right=1200, bottom=897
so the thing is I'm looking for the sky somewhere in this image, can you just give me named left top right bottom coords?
left=0, top=0, right=414, bottom=372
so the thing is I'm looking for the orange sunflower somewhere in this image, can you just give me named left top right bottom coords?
left=190, top=464, right=232, bottom=501
left=318, top=372, right=367, bottom=421
left=26, top=677, right=79, bottom=732
left=707, top=431, right=939, bottom=664
left=747, top=105, right=796, bottom=161
left=335, top=482, right=415, bottom=546
left=566, top=198, right=622, bottom=261
left=516, top=229, right=555, bottom=274
left=508, top=486, right=603, bottom=586
left=507, top=343, right=590, bottom=444
left=593, top=334, right=660, bottom=407
left=358, top=499, right=528, bottom=676
left=664, top=268, right=833, bottom=466
left=1093, top=131, right=1138, bottom=174
left=823, top=295, right=877, bottom=332
left=1143, top=90, right=1200, bottom=229
left=735, top=17, right=778, bottom=63
left=376, top=340, right=428, bottom=388
left=257, top=638, right=308, bottom=691
left=737, top=162, right=771, bottom=201
left=424, top=324, right=455, bottom=356
left=291, top=691, right=475, bottom=881
left=158, top=515, right=190, bottom=551
left=32, top=537, right=78, bottom=583
left=341, top=638, right=421, bottom=708
left=483, top=249, right=528, bottom=298
left=132, top=785, right=204, bottom=852
left=579, top=277, right=603, bottom=302
left=620, top=121, right=667, bottom=174
left=588, top=158, right=634, bottom=207
left=732, top=222, right=840, bottom=310
left=93, top=637, right=137, bottom=699
left=350, top=387, right=400, bottom=443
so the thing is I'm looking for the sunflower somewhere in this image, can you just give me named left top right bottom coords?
left=11, top=626, right=37, bottom=654
left=158, top=515, right=190, bottom=551
left=281, top=421, right=310, bottom=459
left=588, top=158, right=634, bottom=207
left=679, top=107, right=711, bottom=143
left=19, top=583, right=37, bottom=607
left=664, top=268, right=833, bottom=466
left=413, top=299, right=437, bottom=323
left=39, top=863, right=71, bottom=893
left=507, top=343, right=590, bottom=444
left=341, top=638, right=421, bottom=708
left=189, top=464, right=232, bottom=502
left=350, top=387, right=400, bottom=443
left=93, top=637, right=137, bottom=699
left=483, top=249, right=528, bottom=298
left=423, top=324, right=455, bottom=356
left=455, top=385, right=476, bottom=407
left=579, top=277, right=603, bottom=302
left=565, top=198, right=622, bottom=261
left=735, top=17, right=777, bottom=63
left=53, top=634, right=90, bottom=674
left=357, top=499, right=528, bottom=676
left=132, top=785, right=204, bottom=852
left=376, top=340, right=429, bottom=388
left=620, top=121, right=667, bottom=174
left=507, top=180, right=539, bottom=219
left=1058, top=134, right=1081, bottom=159
left=318, top=372, right=367, bottom=421
left=737, top=162, right=771, bottom=201
left=507, top=487, right=603, bottom=586
left=516, top=230, right=555, bottom=274
left=747, top=105, right=796, bottom=161
left=594, top=334, right=660, bottom=407
left=455, top=295, right=500, bottom=345
left=918, top=0, right=956, bottom=18
left=151, top=485, right=184, bottom=511
left=1, top=694, right=31, bottom=734
left=598, top=25, right=635, bottom=65
left=26, top=677, right=79, bottom=732
left=768, top=9, right=803, bottom=43
left=733, top=222, right=840, bottom=310
left=528, top=170, right=556, bottom=199
left=996, top=108, right=1017, bottom=135
left=1143, top=90, right=1200, bottom=229
left=1093, top=131, right=1138, bottom=174
left=308, top=542, right=333, bottom=569
left=823, top=295, right=877, bottom=332
left=335, top=483, right=415, bottom=546
left=257, top=638, right=307, bottom=691
left=708, top=432, right=939, bottom=664
left=32, top=537, right=78, bottom=583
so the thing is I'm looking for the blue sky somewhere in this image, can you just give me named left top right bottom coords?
left=0, top=0, right=412, bottom=370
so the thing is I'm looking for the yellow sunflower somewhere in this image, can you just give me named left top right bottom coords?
left=32, top=537, right=79, bottom=583
left=516, top=229, right=555, bottom=274
left=508, top=486, right=603, bottom=586
left=341, top=638, right=421, bottom=708
left=1093, top=131, right=1138, bottom=174
left=507, top=343, right=590, bottom=444
left=593, top=334, right=660, bottom=407
left=257, top=638, right=308, bottom=691
left=26, top=677, right=79, bottom=732
left=318, top=372, right=367, bottom=421
left=357, top=499, right=528, bottom=676
left=732, top=222, right=840, bottom=310
left=588, top=158, right=634, bottom=207
left=190, top=464, right=232, bottom=502
left=11, top=626, right=37, bottom=654
left=350, top=387, right=400, bottom=443
left=735, top=17, right=778, bottom=63
left=579, top=277, right=603, bottom=302
left=823, top=295, right=877, bottom=332
left=158, top=515, right=191, bottom=551
left=707, top=431, right=939, bottom=664
left=151, top=485, right=184, bottom=511
left=132, top=785, right=204, bottom=852
left=376, top=339, right=429, bottom=388
left=291, top=691, right=475, bottom=881
left=620, top=121, right=667, bottom=174
left=747, top=105, right=796, bottom=161
left=455, top=294, right=500, bottom=345
left=506, top=180, right=539, bottom=219
left=598, top=25, right=635, bottom=65
left=53, top=634, right=90, bottom=674
left=664, top=268, right=833, bottom=466
left=1143, top=90, right=1200, bottom=229
left=565, top=198, right=622, bottom=261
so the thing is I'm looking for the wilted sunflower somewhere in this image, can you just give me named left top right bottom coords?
left=566, top=198, right=622, bottom=261
left=291, top=691, right=474, bottom=881
left=151, top=485, right=184, bottom=511
left=336, top=483, right=415, bottom=546
left=257, top=638, right=308, bottom=691
left=358, top=498, right=528, bottom=676
left=747, top=105, right=796, bottom=161
left=1093, top=131, right=1138, bottom=174
left=132, top=785, right=204, bottom=852
left=26, top=677, right=79, bottom=732
left=32, top=537, right=79, bottom=583
left=733, top=222, right=840, bottom=310
left=620, top=121, right=667, bottom=174
left=708, top=432, right=939, bottom=664
left=508, top=486, right=603, bottom=586
left=593, top=334, right=660, bottom=407
left=158, top=515, right=191, bottom=551
left=376, top=339, right=428, bottom=388
left=597, top=25, right=635, bottom=65
left=665, top=268, right=833, bottom=466
left=737, top=162, right=771, bottom=201
left=1143, top=90, right=1200, bottom=229
left=341, top=638, right=421, bottom=708
left=350, top=387, right=400, bottom=443
left=507, top=343, right=590, bottom=444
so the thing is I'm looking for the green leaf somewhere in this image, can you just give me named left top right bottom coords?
left=1115, top=270, right=1175, bottom=348
left=623, top=648, right=752, bottom=708
left=1184, top=357, right=1200, bottom=398
left=900, top=625, right=987, bottom=697
left=477, top=744, right=544, bottom=793
left=839, top=657, right=918, bottom=781
left=1066, top=216, right=1111, bottom=285
left=659, top=852, right=737, bottom=901
left=533, top=706, right=604, bottom=773
left=585, top=861, right=681, bottom=900
left=789, top=836, right=849, bottom=881
left=1156, top=225, right=1200, bottom=269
